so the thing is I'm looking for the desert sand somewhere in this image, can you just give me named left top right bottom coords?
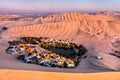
left=0, top=69, right=120, bottom=80
left=0, top=11, right=120, bottom=79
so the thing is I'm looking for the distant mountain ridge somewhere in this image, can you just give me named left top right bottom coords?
left=96, top=11, right=120, bottom=16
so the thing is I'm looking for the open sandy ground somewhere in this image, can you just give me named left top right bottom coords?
left=0, top=69, right=120, bottom=80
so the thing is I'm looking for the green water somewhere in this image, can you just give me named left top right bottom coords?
left=48, top=46, right=76, bottom=57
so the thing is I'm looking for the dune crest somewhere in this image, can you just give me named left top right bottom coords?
left=35, top=12, right=119, bottom=24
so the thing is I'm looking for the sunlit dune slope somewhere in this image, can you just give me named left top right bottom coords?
left=0, top=69, right=120, bottom=80
left=3, top=20, right=120, bottom=40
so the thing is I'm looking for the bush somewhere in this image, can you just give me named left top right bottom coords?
left=2, top=27, right=8, bottom=31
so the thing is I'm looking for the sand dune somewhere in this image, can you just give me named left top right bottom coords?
left=3, top=20, right=120, bottom=40
left=35, top=12, right=117, bottom=24
left=0, top=11, right=120, bottom=79
left=0, top=69, right=120, bottom=80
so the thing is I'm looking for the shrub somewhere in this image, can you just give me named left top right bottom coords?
left=2, top=27, right=8, bottom=31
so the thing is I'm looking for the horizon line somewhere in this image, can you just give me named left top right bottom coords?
left=0, top=8, right=120, bottom=14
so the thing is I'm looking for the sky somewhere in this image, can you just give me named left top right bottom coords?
left=0, top=0, right=120, bottom=12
